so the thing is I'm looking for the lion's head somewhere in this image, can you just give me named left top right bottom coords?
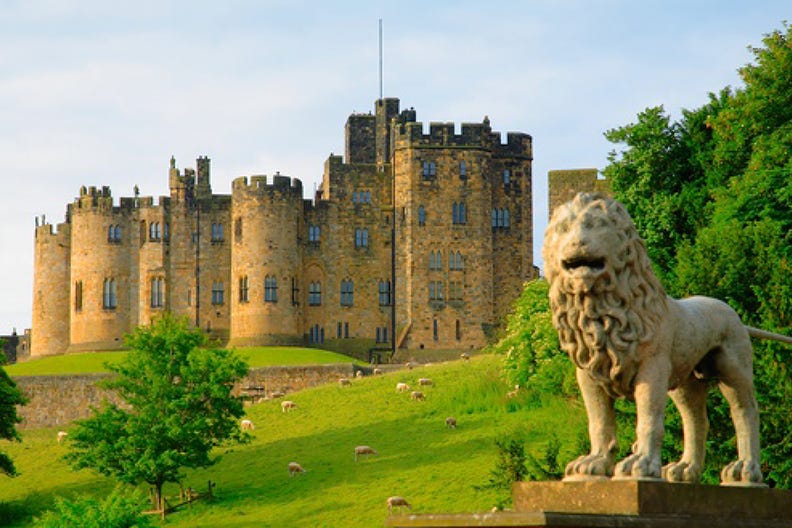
left=542, top=193, right=667, bottom=398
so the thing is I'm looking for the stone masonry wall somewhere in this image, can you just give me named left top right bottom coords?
left=14, top=363, right=358, bottom=429
left=547, top=168, right=611, bottom=218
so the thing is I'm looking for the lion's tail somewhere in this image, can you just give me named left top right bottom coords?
left=746, top=326, right=792, bottom=346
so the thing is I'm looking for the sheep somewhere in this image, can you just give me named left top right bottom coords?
left=354, top=445, right=379, bottom=461
left=56, top=431, right=68, bottom=444
left=240, top=419, right=255, bottom=431
left=396, top=382, right=411, bottom=392
left=281, top=400, right=297, bottom=413
left=288, top=461, right=306, bottom=477
left=418, top=378, right=433, bottom=386
left=506, top=385, right=520, bottom=399
left=387, top=496, right=411, bottom=514
left=410, top=391, right=425, bottom=401
left=405, top=362, right=415, bottom=370
left=445, top=417, right=457, bottom=429
left=270, top=391, right=286, bottom=399
left=338, top=378, right=352, bottom=387
left=373, top=368, right=383, bottom=375
left=355, top=370, right=363, bottom=378
left=460, top=352, right=470, bottom=361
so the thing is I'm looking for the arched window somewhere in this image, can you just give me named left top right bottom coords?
left=265, top=275, right=278, bottom=302
left=103, top=278, right=117, bottom=309
left=150, top=277, right=164, bottom=308
left=418, top=206, right=426, bottom=226
left=309, top=281, right=322, bottom=306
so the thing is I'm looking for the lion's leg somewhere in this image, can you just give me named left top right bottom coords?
left=564, top=368, right=617, bottom=480
left=614, top=362, right=669, bottom=480
left=663, top=377, right=708, bottom=483
left=716, top=347, right=762, bottom=486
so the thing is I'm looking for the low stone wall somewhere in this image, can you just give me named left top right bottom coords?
left=13, top=363, right=360, bottom=429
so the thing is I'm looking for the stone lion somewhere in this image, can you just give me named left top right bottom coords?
left=542, top=192, right=763, bottom=486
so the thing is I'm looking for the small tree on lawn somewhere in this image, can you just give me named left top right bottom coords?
left=66, top=314, right=249, bottom=514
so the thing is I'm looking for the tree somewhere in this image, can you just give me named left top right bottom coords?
left=0, top=351, right=26, bottom=477
left=66, top=315, right=249, bottom=513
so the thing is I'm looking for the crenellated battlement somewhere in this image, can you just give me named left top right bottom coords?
left=232, top=173, right=303, bottom=198
left=34, top=222, right=70, bottom=239
left=393, top=119, right=498, bottom=149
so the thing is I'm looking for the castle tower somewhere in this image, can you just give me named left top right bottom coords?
left=228, top=174, right=304, bottom=346
left=31, top=220, right=71, bottom=356
left=375, top=98, right=400, bottom=164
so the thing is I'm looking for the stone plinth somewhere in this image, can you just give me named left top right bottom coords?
left=385, top=481, right=792, bottom=528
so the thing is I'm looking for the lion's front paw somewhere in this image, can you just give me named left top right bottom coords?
left=662, top=460, right=701, bottom=483
left=721, top=460, right=763, bottom=486
left=564, top=454, right=614, bottom=480
left=614, top=453, right=662, bottom=480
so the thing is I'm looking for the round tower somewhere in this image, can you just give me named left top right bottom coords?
left=228, top=174, right=304, bottom=346
left=31, top=221, right=71, bottom=357
left=68, top=186, right=131, bottom=351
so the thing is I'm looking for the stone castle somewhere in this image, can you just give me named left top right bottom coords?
left=31, top=97, right=538, bottom=359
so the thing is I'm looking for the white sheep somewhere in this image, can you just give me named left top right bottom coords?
left=410, top=391, right=425, bottom=401
left=445, top=417, right=457, bottom=429
left=373, top=368, right=383, bottom=375
left=354, top=445, right=379, bottom=461
left=339, top=378, right=352, bottom=387
left=405, top=362, right=415, bottom=370
left=418, top=378, right=433, bottom=386
left=387, top=496, right=411, bottom=514
left=240, top=419, right=255, bottom=430
left=355, top=370, right=363, bottom=378
left=460, top=352, right=470, bottom=361
left=281, top=400, right=297, bottom=413
left=57, top=431, right=68, bottom=444
left=288, top=461, right=306, bottom=477
left=506, top=385, right=520, bottom=399
left=396, top=382, right=410, bottom=392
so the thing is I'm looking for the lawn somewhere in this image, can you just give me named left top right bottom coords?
left=6, top=347, right=358, bottom=376
left=0, top=354, right=586, bottom=527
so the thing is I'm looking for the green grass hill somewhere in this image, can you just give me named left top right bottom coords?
left=0, top=354, right=586, bottom=527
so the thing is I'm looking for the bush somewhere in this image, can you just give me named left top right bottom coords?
left=35, top=487, right=152, bottom=528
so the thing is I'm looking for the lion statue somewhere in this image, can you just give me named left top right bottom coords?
left=542, top=192, right=764, bottom=486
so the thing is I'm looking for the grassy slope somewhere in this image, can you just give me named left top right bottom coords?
left=0, top=355, right=585, bottom=527
left=6, top=347, right=357, bottom=376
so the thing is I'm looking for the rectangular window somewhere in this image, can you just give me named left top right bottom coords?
left=308, top=225, right=320, bottom=243
left=211, top=282, right=225, bottom=305
left=265, top=275, right=278, bottom=302
left=449, top=281, right=463, bottom=301
left=340, top=280, right=354, bottom=306
left=459, top=161, right=467, bottom=180
left=378, top=280, right=391, bottom=306
left=422, top=160, right=436, bottom=180
left=337, top=322, right=343, bottom=339
left=239, top=276, right=249, bottom=303
left=103, top=278, right=117, bottom=309
left=344, top=322, right=349, bottom=338
left=291, top=277, right=299, bottom=306
left=354, top=228, right=369, bottom=248
left=309, top=281, right=322, bottom=306
left=429, top=281, right=445, bottom=302
left=234, top=218, right=243, bottom=242
left=211, top=223, right=224, bottom=242
left=150, top=277, right=164, bottom=308
left=75, top=281, right=83, bottom=312
left=376, top=326, right=389, bottom=343
left=456, top=320, right=461, bottom=341
left=433, top=319, right=438, bottom=341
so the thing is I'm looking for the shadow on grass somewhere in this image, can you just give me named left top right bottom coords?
left=0, top=479, right=107, bottom=527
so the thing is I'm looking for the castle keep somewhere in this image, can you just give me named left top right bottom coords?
left=32, top=98, right=535, bottom=358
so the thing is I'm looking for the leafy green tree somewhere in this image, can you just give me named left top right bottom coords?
left=35, top=487, right=152, bottom=528
left=0, top=343, right=26, bottom=477
left=66, top=315, right=249, bottom=512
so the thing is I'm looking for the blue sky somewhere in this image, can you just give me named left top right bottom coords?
left=0, top=1, right=787, bottom=333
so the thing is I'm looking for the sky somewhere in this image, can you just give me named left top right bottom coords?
left=0, top=1, right=787, bottom=334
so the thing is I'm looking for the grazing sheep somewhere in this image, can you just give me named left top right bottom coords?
left=506, top=385, right=520, bottom=399
left=396, top=382, right=411, bottom=392
left=460, top=353, right=470, bottom=361
left=240, top=419, right=255, bottom=430
left=288, top=462, right=306, bottom=477
left=373, top=368, right=383, bottom=375
left=405, top=362, right=415, bottom=370
left=339, top=378, right=352, bottom=387
left=418, top=378, right=433, bottom=386
left=354, top=445, right=379, bottom=461
left=387, top=496, right=411, bottom=514
left=445, top=417, right=457, bottom=429
left=57, top=431, right=68, bottom=444
left=355, top=370, right=363, bottom=378
left=410, top=391, right=425, bottom=401
left=281, top=400, right=297, bottom=413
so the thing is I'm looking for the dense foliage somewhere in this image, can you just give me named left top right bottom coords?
left=604, top=22, right=792, bottom=486
left=0, top=343, right=26, bottom=477
left=66, top=315, right=249, bottom=511
left=35, top=488, right=152, bottom=528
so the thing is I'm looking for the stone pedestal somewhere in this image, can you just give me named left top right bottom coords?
left=385, top=480, right=792, bottom=527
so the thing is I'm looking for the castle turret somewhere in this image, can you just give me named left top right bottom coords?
left=375, top=97, right=400, bottom=164
left=31, top=220, right=71, bottom=357
left=228, top=174, right=304, bottom=346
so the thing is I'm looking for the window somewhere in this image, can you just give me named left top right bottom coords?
left=433, top=319, right=439, bottom=341
left=337, top=322, right=343, bottom=339
left=74, top=281, right=83, bottom=312
left=422, top=160, right=436, bottom=179
left=503, top=169, right=511, bottom=185
left=150, top=277, right=164, bottom=308
left=234, top=217, right=243, bottom=241
left=365, top=191, right=371, bottom=203
left=429, top=251, right=443, bottom=271
left=291, top=277, right=299, bottom=305
left=239, top=276, right=249, bottom=303
left=456, top=320, right=461, bottom=341
left=459, top=161, right=467, bottom=180
left=309, top=281, right=322, bottom=306
left=107, top=224, right=121, bottom=243
left=376, top=327, right=389, bottom=343
left=340, top=279, right=354, bottom=306
left=352, top=191, right=372, bottom=204
left=149, top=222, right=161, bottom=241
left=449, top=281, right=463, bottom=301
left=308, top=225, right=320, bottom=244
left=309, top=324, right=325, bottom=344
left=354, top=228, right=369, bottom=248
left=211, top=282, right=225, bottom=305
left=163, top=222, right=169, bottom=241
left=103, top=278, right=117, bottom=309
left=187, top=288, right=192, bottom=307
left=429, top=281, right=444, bottom=302
left=449, top=251, right=464, bottom=271
left=418, top=206, right=426, bottom=226
left=452, top=202, right=467, bottom=225
left=211, top=223, right=224, bottom=242
left=265, top=275, right=278, bottom=302
left=344, top=322, right=349, bottom=338
left=492, top=208, right=511, bottom=229
left=378, top=280, right=391, bottom=306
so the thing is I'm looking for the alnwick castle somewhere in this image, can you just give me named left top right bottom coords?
left=30, top=97, right=602, bottom=360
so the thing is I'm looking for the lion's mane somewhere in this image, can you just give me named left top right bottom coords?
left=542, top=193, right=668, bottom=398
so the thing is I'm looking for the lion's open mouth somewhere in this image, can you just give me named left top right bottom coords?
left=562, top=257, right=605, bottom=272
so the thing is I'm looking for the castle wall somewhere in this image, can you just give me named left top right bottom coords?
left=229, top=175, right=303, bottom=346
left=547, top=168, right=609, bottom=217
left=31, top=223, right=71, bottom=357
